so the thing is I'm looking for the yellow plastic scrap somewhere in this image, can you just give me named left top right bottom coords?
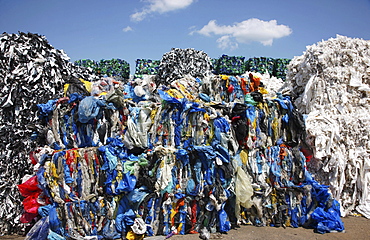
left=285, top=215, right=291, bottom=227
left=251, top=118, right=257, bottom=129
left=50, top=162, right=58, bottom=179
left=177, top=223, right=183, bottom=234
left=63, top=84, right=70, bottom=96
left=116, top=170, right=123, bottom=181
left=126, top=231, right=144, bottom=240
left=271, top=188, right=277, bottom=205
left=100, top=198, right=105, bottom=208
left=208, top=124, right=214, bottom=143
left=170, top=206, right=177, bottom=221
left=259, top=87, right=269, bottom=95
left=240, top=149, right=248, bottom=165
left=150, top=108, right=158, bottom=124
left=63, top=78, right=92, bottom=96
left=204, top=112, right=210, bottom=122
left=257, top=102, right=263, bottom=109
left=272, top=118, right=279, bottom=140
left=261, top=102, right=270, bottom=115
left=166, top=89, right=184, bottom=99
left=174, top=82, right=194, bottom=100
left=80, top=78, right=92, bottom=93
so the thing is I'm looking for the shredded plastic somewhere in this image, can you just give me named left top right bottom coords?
left=287, top=35, right=370, bottom=218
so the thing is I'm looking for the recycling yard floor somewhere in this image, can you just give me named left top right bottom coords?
left=0, top=216, right=368, bottom=240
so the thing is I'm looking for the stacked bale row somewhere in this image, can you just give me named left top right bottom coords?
left=134, top=59, right=160, bottom=78
left=19, top=49, right=343, bottom=239
left=75, top=58, right=130, bottom=79
left=0, top=31, right=347, bottom=238
left=212, top=55, right=290, bottom=80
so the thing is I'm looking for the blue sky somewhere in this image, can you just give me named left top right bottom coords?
left=1, top=0, right=370, bottom=74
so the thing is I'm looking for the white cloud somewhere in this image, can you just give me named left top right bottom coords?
left=131, top=0, right=194, bottom=22
left=122, top=26, right=133, bottom=32
left=217, top=36, right=238, bottom=51
left=192, top=18, right=292, bottom=49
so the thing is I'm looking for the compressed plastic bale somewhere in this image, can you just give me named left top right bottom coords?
left=0, top=32, right=97, bottom=234
left=216, top=55, right=245, bottom=75
left=156, top=48, right=213, bottom=84
left=273, top=58, right=291, bottom=81
left=74, top=59, right=98, bottom=69
left=287, top=34, right=370, bottom=218
left=76, top=58, right=130, bottom=79
left=17, top=48, right=345, bottom=238
left=134, top=59, right=160, bottom=78
left=247, top=57, right=275, bottom=76
left=210, top=58, right=219, bottom=74
left=97, top=58, right=130, bottom=79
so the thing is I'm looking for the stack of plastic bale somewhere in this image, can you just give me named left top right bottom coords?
left=274, top=58, right=291, bottom=81
left=17, top=46, right=344, bottom=238
left=97, top=59, right=130, bottom=80
left=20, top=77, right=240, bottom=239
left=214, top=55, right=245, bottom=75
left=155, top=48, right=213, bottom=85
left=20, top=79, right=134, bottom=239
left=157, top=72, right=344, bottom=234
left=74, top=59, right=98, bottom=70
left=210, top=58, right=219, bottom=75
left=20, top=65, right=344, bottom=239
left=287, top=35, right=370, bottom=219
left=247, top=57, right=275, bottom=76
left=264, top=57, right=276, bottom=76
left=134, top=59, right=160, bottom=79
left=75, top=59, right=130, bottom=80
left=0, top=32, right=97, bottom=235
left=199, top=72, right=344, bottom=233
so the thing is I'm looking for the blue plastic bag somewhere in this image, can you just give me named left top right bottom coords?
left=218, top=206, right=231, bottom=233
left=311, top=200, right=344, bottom=234
left=24, top=216, right=50, bottom=240
left=78, top=96, right=105, bottom=123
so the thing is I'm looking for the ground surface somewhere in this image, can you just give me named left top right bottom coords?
left=0, top=216, right=368, bottom=240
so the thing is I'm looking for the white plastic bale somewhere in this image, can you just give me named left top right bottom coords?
left=287, top=34, right=370, bottom=218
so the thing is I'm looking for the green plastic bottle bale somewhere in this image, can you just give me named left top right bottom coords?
left=247, top=57, right=275, bottom=75
left=211, top=58, right=220, bottom=74
left=247, top=57, right=260, bottom=73
left=135, top=59, right=160, bottom=77
left=98, top=59, right=130, bottom=79
left=217, top=55, right=245, bottom=75
left=74, top=59, right=98, bottom=69
left=273, top=58, right=291, bottom=81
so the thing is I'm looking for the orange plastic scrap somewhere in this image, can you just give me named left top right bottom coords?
left=279, top=144, right=288, bottom=159
left=240, top=77, right=249, bottom=94
left=249, top=73, right=261, bottom=92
